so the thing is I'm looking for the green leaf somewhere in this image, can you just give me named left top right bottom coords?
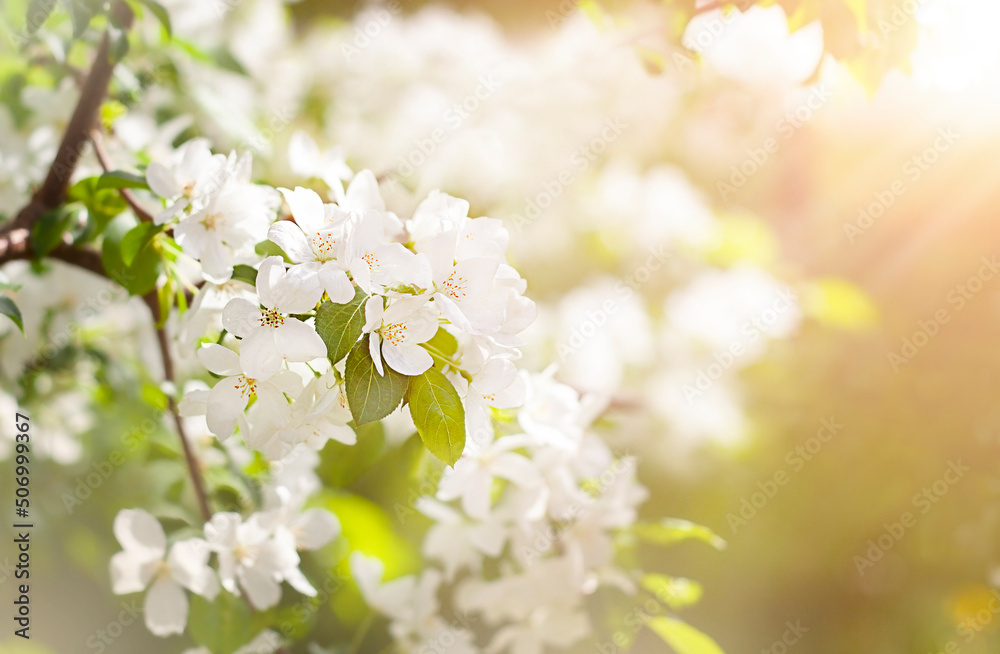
left=345, top=335, right=409, bottom=425
left=101, top=214, right=160, bottom=295
left=231, top=264, right=258, bottom=287
left=97, top=169, right=149, bottom=191
left=647, top=617, right=725, bottom=654
left=25, top=0, right=58, bottom=35
left=641, top=574, right=703, bottom=609
left=425, top=327, right=458, bottom=357
left=119, top=222, right=159, bottom=267
left=316, top=286, right=366, bottom=365
left=632, top=519, right=727, bottom=550
left=137, top=0, right=171, bottom=38
left=69, top=176, right=128, bottom=241
left=188, top=592, right=254, bottom=654
left=408, top=367, right=466, bottom=466
left=0, top=296, right=24, bottom=334
left=31, top=206, right=82, bottom=257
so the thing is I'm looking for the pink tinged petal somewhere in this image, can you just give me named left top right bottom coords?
left=292, top=509, right=341, bottom=550
left=274, top=319, right=326, bottom=363
left=279, top=186, right=326, bottom=234
left=383, top=342, right=433, bottom=376
left=146, top=162, right=180, bottom=198
left=110, top=551, right=156, bottom=594
left=222, top=298, right=261, bottom=338
left=241, top=328, right=283, bottom=381
left=114, top=509, right=166, bottom=557
left=144, top=578, right=189, bottom=637
left=369, top=332, right=384, bottom=376
left=169, top=539, right=219, bottom=599
left=267, top=221, right=314, bottom=264
left=197, top=344, right=242, bottom=377
left=256, top=256, right=287, bottom=310
left=207, top=378, right=248, bottom=440
left=319, top=264, right=355, bottom=304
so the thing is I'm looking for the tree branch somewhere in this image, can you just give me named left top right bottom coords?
left=90, top=129, right=155, bottom=223
left=145, top=293, right=213, bottom=523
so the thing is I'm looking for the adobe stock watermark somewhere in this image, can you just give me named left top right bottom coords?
left=844, top=126, right=960, bottom=243
left=555, top=245, right=671, bottom=362
left=726, top=417, right=842, bottom=534
left=717, top=84, right=832, bottom=201
left=85, top=600, right=142, bottom=653
left=394, top=72, right=503, bottom=178
left=683, top=288, right=797, bottom=404
left=61, top=417, right=159, bottom=513
left=853, top=459, right=969, bottom=575
left=888, top=256, right=999, bottom=372
left=511, top=116, right=628, bottom=232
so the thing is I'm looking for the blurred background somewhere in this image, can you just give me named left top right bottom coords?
left=3, top=0, right=1000, bottom=652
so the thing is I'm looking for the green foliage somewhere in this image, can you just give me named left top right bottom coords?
left=231, top=263, right=259, bottom=287
left=68, top=176, right=128, bottom=242
left=320, top=421, right=386, bottom=488
left=31, top=205, right=83, bottom=257
left=647, top=617, right=726, bottom=654
left=0, top=295, right=24, bottom=333
left=189, top=591, right=254, bottom=654
left=641, top=574, right=704, bottom=609
left=100, top=214, right=160, bottom=295
left=96, top=169, right=149, bottom=191
left=425, top=327, right=458, bottom=357
left=408, top=367, right=466, bottom=466
left=316, top=286, right=367, bottom=365
left=344, top=335, right=409, bottom=425
left=632, top=518, right=727, bottom=550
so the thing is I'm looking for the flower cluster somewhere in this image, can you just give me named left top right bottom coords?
left=354, top=369, right=651, bottom=654
left=110, top=445, right=339, bottom=640
left=167, top=141, right=535, bottom=463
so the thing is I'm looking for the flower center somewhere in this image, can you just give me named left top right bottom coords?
left=311, top=232, right=337, bottom=260
left=381, top=322, right=407, bottom=346
left=202, top=212, right=223, bottom=231
left=441, top=271, right=468, bottom=300
left=259, top=308, right=285, bottom=329
left=362, top=251, right=380, bottom=273
left=235, top=376, right=258, bottom=398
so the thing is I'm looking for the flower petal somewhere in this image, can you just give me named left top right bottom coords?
left=222, top=298, right=260, bottom=339
left=279, top=186, right=326, bottom=233
left=169, top=539, right=219, bottom=599
left=197, top=344, right=242, bottom=377
left=274, top=319, right=327, bottom=363
left=114, top=509, right=166, bottom=557
left=268, top=221, right=314, bottom=264
left=383, top=342, right=433, bottom=376
left=145, top=578, right=189, bottom=637
left=241, top=328, right=283, bottom=381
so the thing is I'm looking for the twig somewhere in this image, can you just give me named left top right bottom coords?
left=90, top=130, right=155, bottom=223
left=145, top=293, right=213, bottom=523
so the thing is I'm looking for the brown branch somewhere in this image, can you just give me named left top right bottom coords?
left=90, top=130, right=155, bottom=223
left=145, top=293, right=213, bottom=523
